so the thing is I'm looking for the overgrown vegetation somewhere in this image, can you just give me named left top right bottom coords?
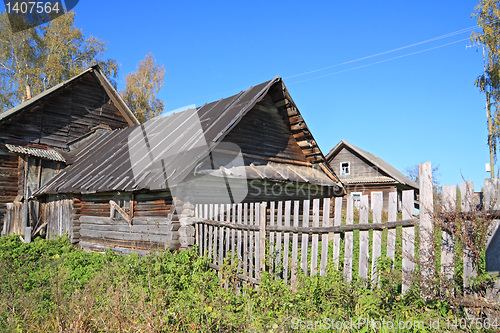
left=0, top=235, right=492, bottom=332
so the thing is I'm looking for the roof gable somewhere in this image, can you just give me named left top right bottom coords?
left=0, top=65, right=138, bottom=127
left=326, top=140, right=418, bottom=190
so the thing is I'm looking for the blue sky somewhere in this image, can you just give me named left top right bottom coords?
left=41, top=1, right=494, bottom=189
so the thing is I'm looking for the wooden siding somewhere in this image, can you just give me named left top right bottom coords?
left=343, top=184, right=398, bottom=211
left=0, top=152, right=20, bottom=231
left=77, top=191, right=180, bottom=252
left=222, top=95, right=308, bottom=164
left=329, top=146, right=389, bottom=179
left=44, top=194, right=74, bottom=239
left=0, top=72, right=128, bottom=149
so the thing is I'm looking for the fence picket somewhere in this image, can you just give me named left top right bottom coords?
left=333, top=197, right=342, bottom=269
left=231, top=204, right=236, bottom=267
left=249, top=203, right=255, bottom=280
left=283, top=201, right=291, bottom=283
left=371, top=192, right=382, bottom=284
left=269, top=202, right=276, bottom=275
left=275, top=201, right=283, bottom=277
left=402, top=190, right=415, bottom=294
left=320, top=198, right=330, bottom=276
left=243, top=203, right=248, bottom=278
left=301, top=200, right=310, bottom=275
left=237, top=203, right=243, bottom=272
left=387, top=192, right=397, bottom=262
left=344, top=197, right=354, bottom=282
left=359, top=195, right=369, bottom=280
left=291, top=201, right=300, bottom=284
left=462, top=182, right=476, bottom=292
left=441, top=185, right=456, bottom=296
left=310, top=199, right=320, bottom=275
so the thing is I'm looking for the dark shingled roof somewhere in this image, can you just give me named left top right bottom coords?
left=35, top=77, right=344, bottom=196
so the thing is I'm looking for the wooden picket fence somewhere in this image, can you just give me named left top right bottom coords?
left=194, top=162, right=500, bottom=295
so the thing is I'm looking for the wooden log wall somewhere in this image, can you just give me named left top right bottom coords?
left=0, top=152, right=21, bottom=233
left=77, top=191, right=180, bottom=252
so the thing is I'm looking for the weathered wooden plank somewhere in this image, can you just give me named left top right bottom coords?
left=259, top=202, right=267, bottom=277
left=275, top=201, right=283, bottom=277
left=402, top=190, right=415, bottom=294
left=441, top=185, right=456, bottom=296
left=79, top=223, right=173, bottom=235
left=461, top=182, right=474, bottom=212
left=218, top=205, right=224, bottom=273
left=237, top=203, right=243, bottom=271
left=255, top=203, right=261, bottom=280
left=359, top=195, right=370, bottom=280
left=249, top=203, right=254, bottom=279
left=310, top=199, right=320, bottom=275
left=301, top=200, right=310, bottom=275
left=79, top=228, right=171, bottom=243
left=283, top=200, right=291, bottom=283
left=344, top=197, right=354, bottom=282
left=333, top=197, right=342, bottom=269
left=320, top=197, right=330, bottom=276
left=371, top=192, right=382, bottom=284
left=269, top=201, right=275, bottom=275
left=231, top=204, right=236, bottom=267
left=387, top=192, right=397, bottom=262
left=243, top=203, right=248, bottom=278
left=291, top=200, right=300, bottom=284
left=419, top=162, right=435, bottom=294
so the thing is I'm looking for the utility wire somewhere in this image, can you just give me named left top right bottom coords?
left=286, top=26, right=478, bottom=80
left=288, top=37, right=471, bottom=85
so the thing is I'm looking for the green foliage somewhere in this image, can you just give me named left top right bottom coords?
left=0, top=235, right=477, bottom=332
left=121, top=53, right=165, bottom=123
left=0, top=12, right=118, bottom=111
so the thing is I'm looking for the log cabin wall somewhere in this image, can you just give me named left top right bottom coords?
left=0, top=151, right=20, bottom=232
left=77, top=191, right=180, bottom=254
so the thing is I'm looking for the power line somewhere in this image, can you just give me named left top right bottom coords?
left=288, top=37, right=471, bottom=85
left=285, top=26, right=477, bottom=80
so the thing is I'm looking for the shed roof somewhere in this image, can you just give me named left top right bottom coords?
left=325, top=140, right=419, bottom=190
left=35, top=77, right=344, bottom=196
left=0, top=65, right=139, bottom=127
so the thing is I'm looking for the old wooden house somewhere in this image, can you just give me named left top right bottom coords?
left=34, top=77, right=345, bottom=253
left=325, top=140, right=418, bottom=210
left=0, top=65, right=139, bottom=237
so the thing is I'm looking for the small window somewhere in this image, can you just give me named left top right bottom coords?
left=340, top=162, right=350, bottom=175
left=110, top=194, right=133, bottom=222
left=351, top=191, right=362, bottom=209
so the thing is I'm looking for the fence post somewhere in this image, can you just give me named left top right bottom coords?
left=462, top=181, right=476, bottom=293
left=441, top=185, right=456, bottom=296
left=418, top=161, right=435, bottom=298
left=402, top=190, right=415, bottom=294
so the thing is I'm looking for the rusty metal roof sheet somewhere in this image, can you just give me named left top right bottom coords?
left=5, top=144, right=66, bottom=162
left=34, top=77, right=343, bottom=196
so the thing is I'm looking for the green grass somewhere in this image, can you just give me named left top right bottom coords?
left=0, top=235, right=484, bottom=332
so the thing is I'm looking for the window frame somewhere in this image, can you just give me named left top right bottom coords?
left=340, top=161, right=350, bottom=176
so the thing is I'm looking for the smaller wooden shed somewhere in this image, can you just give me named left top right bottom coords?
left=325, top=140, right=418, bottom=211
